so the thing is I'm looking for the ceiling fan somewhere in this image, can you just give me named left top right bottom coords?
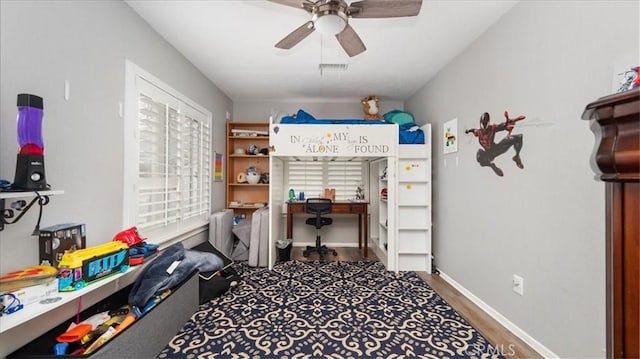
left=271, top=0, right=422, bottom=57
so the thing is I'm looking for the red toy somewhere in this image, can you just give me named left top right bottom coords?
left=112, top=227, right=159, bottom=265
left=112, top=227, right=145, bottom=246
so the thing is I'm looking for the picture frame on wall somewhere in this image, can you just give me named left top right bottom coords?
left=214, top=151, right=224, bottom=182
left=443, top=118, right=458, bottom=154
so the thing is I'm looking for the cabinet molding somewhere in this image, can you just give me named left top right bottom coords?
left=583, top=89, right=639, bottom=359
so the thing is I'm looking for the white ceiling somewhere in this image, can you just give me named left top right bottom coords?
left=125, top=0, right=518, bottom=102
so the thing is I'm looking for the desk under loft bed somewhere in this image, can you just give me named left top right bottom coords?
left=267, top=114, right=432, bottom=272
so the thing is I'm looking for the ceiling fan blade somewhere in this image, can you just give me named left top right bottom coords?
left=275, top=21, right=315, bottom=49
left=336, top=24, right=366, bottom=57
left=348, top=0, right=422, bottom=18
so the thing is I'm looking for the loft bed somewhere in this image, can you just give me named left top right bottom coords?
left=267, top=110, right=432, bottom=271
left=267, top=114, right=401, bottom=271
left=278, top=109, right=425, bottom=144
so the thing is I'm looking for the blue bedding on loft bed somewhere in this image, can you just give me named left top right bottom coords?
left=280, top=110, right=425, bottom=144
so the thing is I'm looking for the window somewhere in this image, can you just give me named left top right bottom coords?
left=124, top=61, right=211, bottom=243
left=286, top=159, right=365, bottom=201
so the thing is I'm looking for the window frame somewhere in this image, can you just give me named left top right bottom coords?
left=123, top=60, right=212, bottom=244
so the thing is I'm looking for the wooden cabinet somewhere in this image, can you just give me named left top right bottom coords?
left=225, top=122, right=270, bottom=218
left=582, top=89, right=639, bottom=359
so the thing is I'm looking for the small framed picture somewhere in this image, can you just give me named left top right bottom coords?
left=214, top=152, right=224, bottom=182
left=443, top=118, right=458, bottom=154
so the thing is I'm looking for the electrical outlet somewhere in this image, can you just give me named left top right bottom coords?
left=512, top=274, right=524, bottom=296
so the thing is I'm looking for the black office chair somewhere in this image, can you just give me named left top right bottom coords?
left=303, top=198, right=337, bottom=259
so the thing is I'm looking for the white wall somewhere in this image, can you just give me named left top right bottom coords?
left=405, top=1, right=638, bottom=358
left=0, top=1, right=231, bottom=355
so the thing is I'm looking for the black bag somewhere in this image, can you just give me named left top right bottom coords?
left=191, top=241, right=240, bottom=304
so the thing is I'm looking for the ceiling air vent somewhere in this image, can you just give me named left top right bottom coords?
left=319, top=63, right=348, bottom=75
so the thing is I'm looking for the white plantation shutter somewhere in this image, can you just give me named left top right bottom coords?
left=125, top=62, right=211, bottom=243
left=327, top=161, right=363, bottom=201
left=288, top=161, right=324, bottom=199
left=286, top=159, right=364, bottom=201
left=180, top=110, right=211, bottom=219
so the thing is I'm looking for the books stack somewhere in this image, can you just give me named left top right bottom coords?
left=231, top=129, right=268, bottom=137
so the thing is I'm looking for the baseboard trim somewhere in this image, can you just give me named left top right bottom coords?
left=438, top=271, right=559, bottom=359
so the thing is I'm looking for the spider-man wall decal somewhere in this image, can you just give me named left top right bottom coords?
left=465, top=111, right=526, bottom=177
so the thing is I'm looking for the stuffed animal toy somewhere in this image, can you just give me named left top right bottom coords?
left=361, top=95, right=383, bottom=120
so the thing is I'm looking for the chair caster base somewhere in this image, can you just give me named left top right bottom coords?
left=303, top=245, right=337, bottom=260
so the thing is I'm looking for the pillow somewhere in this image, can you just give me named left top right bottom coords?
left=384, top=110, right=415, bottom=126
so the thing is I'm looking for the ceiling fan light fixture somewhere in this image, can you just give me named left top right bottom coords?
left=313, top=13, right=347, bottom=35
left=272, top=0, right=423, bottom=56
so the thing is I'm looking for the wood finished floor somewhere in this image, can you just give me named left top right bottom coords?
left=291, top=246, right=542, bottom=359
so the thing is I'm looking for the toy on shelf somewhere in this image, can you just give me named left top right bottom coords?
left=355, top=185, right=365, bottom=201
left=361, top=95, right=383, bottom=120
left=38, top=223, right=86, bottom=268
left=113, top=226, right=159, bottom=266
left=57, top=241, right=129, bottom=292
left=0, top=293, right=23, bottom=315
left=0, top=264, right=57, bottom=292
left=617, top=66, right=640, bottom=92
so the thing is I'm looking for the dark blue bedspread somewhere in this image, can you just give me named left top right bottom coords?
left=280, top=117, right=385, bottom=125
left=280, top=117, right=424, bottom=144
left=279, top=109, right=425, bottom=144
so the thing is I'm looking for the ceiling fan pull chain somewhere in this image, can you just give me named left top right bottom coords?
left=320, top=36, right=324, bottom=75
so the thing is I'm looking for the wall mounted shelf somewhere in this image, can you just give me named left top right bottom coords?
left=0, top=190, right=64, bottom=232
left=0, top=265, right=136, bottom=334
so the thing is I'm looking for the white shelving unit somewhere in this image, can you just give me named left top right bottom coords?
left=372, top=157, right=396, bottom=270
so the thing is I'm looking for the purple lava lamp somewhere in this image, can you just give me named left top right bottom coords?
left=13, top=93, right=48, bottom=190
